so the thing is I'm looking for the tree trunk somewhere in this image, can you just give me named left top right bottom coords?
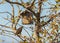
left=33, top=14, right=42, bottom=43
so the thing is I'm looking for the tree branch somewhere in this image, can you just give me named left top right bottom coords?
left=41, top=14, right=60, bottom=26
left=5, top=0, right=37, bottom=18
left=0, top=24, right=11, bottom=28
left=14, top=2, right=21, bottom=27
left=1, top=17, right=11, bottom=22
left=0, top=28, right=14, bottom=34
left=0, top=28, right=24, bottom=41
left=37, top=0, right=42, bottom=15
left=0, top=34, right=19, bottom=42
left=29, top=0, right=36, bottom=7
left=0, top=12, right=12, bottom=16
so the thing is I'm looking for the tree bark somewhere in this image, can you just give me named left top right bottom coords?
left=33, top=0, right=43, bottom=43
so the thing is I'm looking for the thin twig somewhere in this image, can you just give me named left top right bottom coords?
left=0, top=12, right=12, bottom=16
left=0, top=34, right=19, bottom=42
left=5, top=0, right=37, bottom=18
left=0, top=24, right=11, bottom=28
left=24, top=28, right=31, bottom=37
left=1, top=16, right=11, bottom=22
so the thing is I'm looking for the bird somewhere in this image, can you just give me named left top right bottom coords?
left=15, top=26, right=23, bottom=35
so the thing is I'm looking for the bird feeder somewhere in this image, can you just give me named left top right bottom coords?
left=21, top=10, right=33, bottom=25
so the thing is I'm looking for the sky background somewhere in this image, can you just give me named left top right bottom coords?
left=0, top=0, right=57, bottom=43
